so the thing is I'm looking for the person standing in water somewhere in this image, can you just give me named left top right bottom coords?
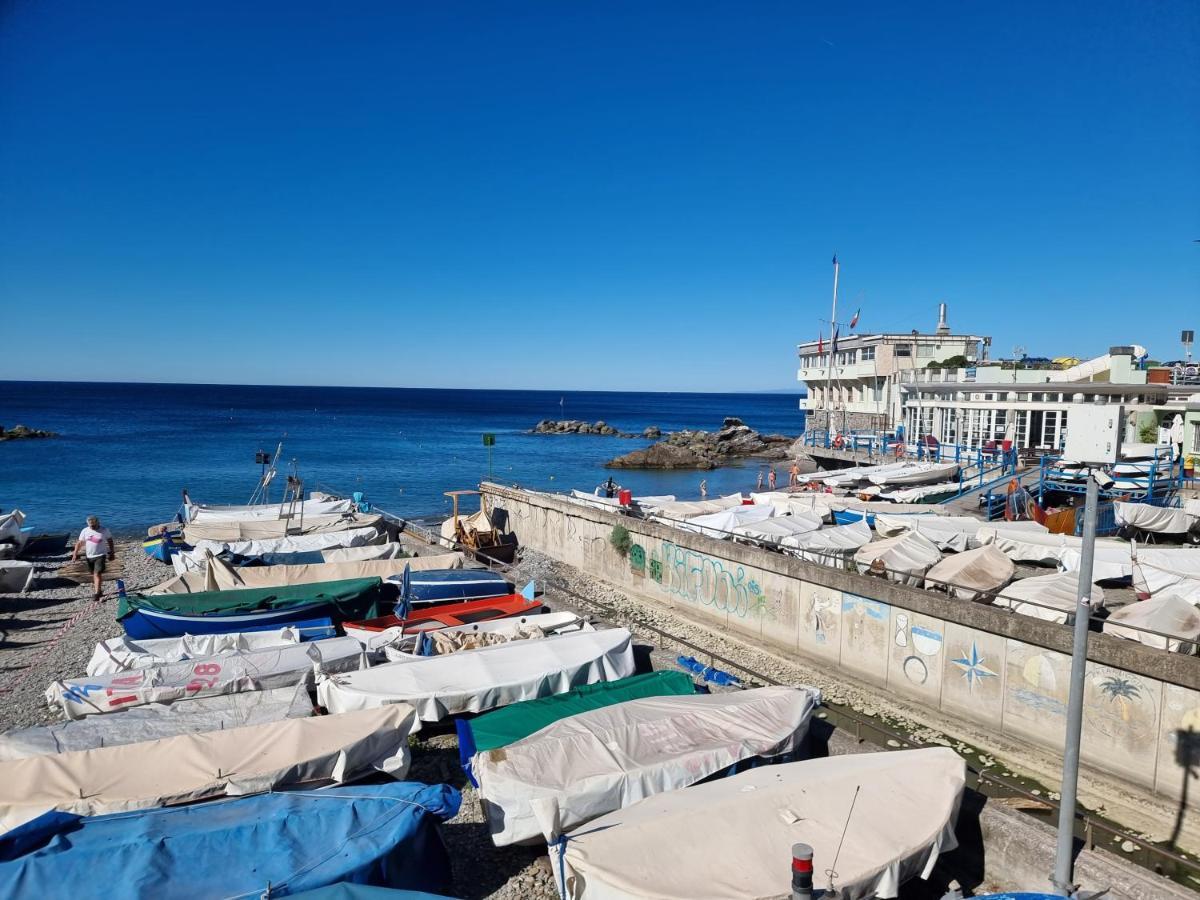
left=789, top=460, right=801, bottom=487
left=768, top=466, right=777, bottom=490
left=699, top=479, right=708, bottom=499
left=72, top=515, right=115, bottom=602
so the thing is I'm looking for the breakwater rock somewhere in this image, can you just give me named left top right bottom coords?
left=606, top=417, right=792, bottom=469
left=532, top=419, right=649, bottom=438
left=0, top=424, right=58, bottom=442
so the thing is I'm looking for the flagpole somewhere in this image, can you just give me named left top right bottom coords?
left=826, top=255, right=839, bottom=436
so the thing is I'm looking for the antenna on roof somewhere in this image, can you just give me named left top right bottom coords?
left=936, top=303, right=950, bottom=336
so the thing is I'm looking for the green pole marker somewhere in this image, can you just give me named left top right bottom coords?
left=482, top=433, right=496, bottom=479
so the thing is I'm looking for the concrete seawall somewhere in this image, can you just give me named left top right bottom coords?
left=480, top=482, right=1200, bottom=819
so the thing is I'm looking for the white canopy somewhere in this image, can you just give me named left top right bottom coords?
left=854, top=532, right=943, bottom=586
left=548, top=747, right=965, bottom=900
left=671, top=505, right=775, bottom=539
left=48, top=636, right=364, bottom=719
left=1104, top=596, right=1200, bottom=653
left=1114, top=502, right=1191, bottom=535
left=477, top=686, right=820, bottom=847
left=182, top=512, right=383, bottom=545
left=993, top=573, right=1105, bottom=624
left=780, top=520, right=872, bottom=563
left=0, top=684, right=312, bottom=761
left=173, top=526, right=386, bottom=574
left=317, top=628, right=636, bottom=721
left=87, top=628, right=308, bottom=676
left=924, top=545, right=1015, bottom=601
left=0, top=705, right=416, bottom=836
left=186, top=496, right=356, bottom=523
left=731, top=514, right=823, bottom=543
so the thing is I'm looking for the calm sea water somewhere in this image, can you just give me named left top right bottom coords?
left=0, top=382, right=805, bottom=537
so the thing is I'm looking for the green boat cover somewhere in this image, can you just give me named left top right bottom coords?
left=117, top=576, right=384, bottom=621
left=457, top=671, right=695, bottom=772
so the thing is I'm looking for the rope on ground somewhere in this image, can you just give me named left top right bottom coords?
left=0, top=599, right=103, bottom=695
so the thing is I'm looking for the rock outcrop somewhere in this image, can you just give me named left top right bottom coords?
left=606, top=417, right=792, bottom=469
left=0, top=424, right=58, bottom=442
left=533, top=419, right=628, bottom=437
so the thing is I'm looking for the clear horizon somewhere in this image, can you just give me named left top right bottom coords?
left=2, top=2, right=1197, bottom=391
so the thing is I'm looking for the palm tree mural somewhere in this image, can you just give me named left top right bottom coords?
left=1099, top=676, right=1141, bottom=722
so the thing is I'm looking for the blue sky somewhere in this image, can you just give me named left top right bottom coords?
left=1, top=1, right=1197, bottom=391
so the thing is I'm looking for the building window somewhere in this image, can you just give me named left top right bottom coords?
left=872, top=378, right=884, bottom=401
left=896, top=344, right=911, bottom=357
left=1193, top=423, right=1200, bottom=454
left=861, top=346, right=876, bottom=361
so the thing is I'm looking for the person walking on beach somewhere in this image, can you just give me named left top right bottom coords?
left=72, top=515, right=115, bottom=602
left=768, top=467, right=777, bottom=490
left=789, top=460, right=800, bottom=487
left=699, top=479, right=708, bottom=499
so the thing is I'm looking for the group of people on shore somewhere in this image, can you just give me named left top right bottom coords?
left=697, top=460, right=802, bottom=499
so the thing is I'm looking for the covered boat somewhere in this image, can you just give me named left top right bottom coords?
left=343, top=590, right=543, bottom=645
left=0, top=510, right=29, bottom=558
left=476, top=686, right=820, bottom=847
left=780, top=519, right=872, bottom=564
left=318, top=628, right=637, bottom=721
left=924, top=544, right=1015, bottom=601
left=547, top=747, right=965, bottom=900
left=0, top=684, right=312, bottom=760
left=874, top=515, right=1044, bottom=552
left=86, top=625, right=334, bottom=677
left=853, top=531, right=942, bottom=586
left=182, top=512, right=384, bottom=546
left=730, top=514, right=822, bottom=545
left=384, top=568, right=512, bottom=605
left=48, top=636, right=363, bottom=718
left=117, top=576, right=386, bottom=639
left=380, top=612, right=591, bottom=659
left=992, top=573, right=1105, bottom=624
left=978, top=526, right=1133, bottom=580
left=820, top=461, right=910, bottom=488
left=0, top=781, right=460, bottom=899
left=173, top=526, right=386, bottom=573
left=1103, top=595, right=1200, bottom=653
left=220, top=541, right=410, bottom=567
left=1131, top=548, right=1200, bottom=596
left=0, top=705, right=416, bottom=834
left=185, top=493, right=357, bottom=523
left=0, top=560, right=35, bottom=593
left=868, top=462, right=960, bottom=487
left=456, top=671, right=696, bottom=779
left=1114, top=501, right=1192, bottom=536
left=670, top=505, right=774, bottom=540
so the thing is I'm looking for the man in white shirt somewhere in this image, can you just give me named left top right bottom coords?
left=71, top=515, right=115, bottom=602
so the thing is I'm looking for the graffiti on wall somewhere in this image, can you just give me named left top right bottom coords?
left=629, top=543, right=646, bottom=577
left=657, top=539, right=773, bottom=620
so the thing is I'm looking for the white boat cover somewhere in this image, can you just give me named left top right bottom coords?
left=826, top=499, right=949, bottom=516
left=646, top=497, right=744, bottom=520
left=868, top=462, right=960, bottom=487
left=0, top=704, right=417, bottom=835
left=477, top=686, right=821, bottom=847
left=186, top=496, right=357, bottom=523
left=379, top=613, right=591, bottom=659
left=569, top=490, right=624, bottom=509
left=1114, top=502, right=1191, bottom=534
left=0, top=684, right=313, bottom=760
left=0, top=560, right=35, bottom=593
left=731, top=515, right=823, bottom=543
left=780, top=520, right=872, bottom=563
left=671, top=505, right=775, bottom=539
left=878, top=481, right=962, bottom=503
left=182, top=512, right=384, bottom=545
left=977, top=526, right=1133, bottom=580
left=854, top=532, right=943, bottom=586
left=875, top=515, right=1044, bottom=552
left=317, top=628, right=636, bottom=721
left=150, top=552, right=463, bottom=595
left=0, top=510, right=26, bottom=550
left=924, top=545, right=1015, bottom=601
left=1103, top=596, right=1200, bottom=653
left=992, top=573, right=1105, bottom=624
left=749, top=493, right=834, bottom=520
left=173, top=526, right=386, bottom=574
left=1130, top=548, right=1200, bottom=596
left=548, top=747, right=966, bottom=900
left=48, top=636, right=364, bottom=719
left=87, top=627, right=310, bottom=676
left=820, top=462, right=910, bottom=488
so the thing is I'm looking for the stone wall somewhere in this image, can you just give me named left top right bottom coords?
left=804, top=411, right=888, bottom=434
left=482, top=482, right=1200, bottom=809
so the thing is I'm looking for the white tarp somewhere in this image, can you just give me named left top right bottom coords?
left=869, top=462, right=960, bottom=487
left=0, top=684, right=313, bottom=761
left=820, top=462, right=910, bottom=488
left=150, top=552, right=462, bottom=595
left=186, top=496, right=356, bottom=523
left=731, top=514, right=823, bottom=543
left=671, top=505, right=774, bottom=539
left=1114, top=502, right=1191, bottom=535
left=548, top=747, right=966, bottom=900
left=0, top=510, right=26, bottom=551
left=87, top=628, right=309, bottom=676
left=477, top=686, right=821, bottom=847
left=379, top=613, right=591, bottom=659
left=1131, top=548, right=1200, bottom=596
left=854, top=532, right=942, bottom=586
left=826, top=499, right=949, bottom=516
left=48, top=636, right=364, bottom=719
left=0, top=705, right=417, bottom=835
left=977, top=526, right=1133, bottom=580
left=780, top=520, right=872, bottom=563
left=646, top=496, right=744, bottom=520
left=992, top=573, right=1105, bottom=624
left=875, top=515, right=1044, bottom=553
left=317, top=628, right=636, bottom=721
left=878, top=482, right=962, bottom=503
left=924, top=545, right=1015, bottom=601
left=1103, top=596, right=1200, bottom=653
left=182, top=513, right=384, bottom=545
left=173, top=526, right=386, bottom=574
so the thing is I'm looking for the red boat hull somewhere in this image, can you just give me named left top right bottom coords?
left=344, top=592, right=543, bottom=634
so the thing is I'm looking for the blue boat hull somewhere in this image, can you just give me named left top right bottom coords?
left=0, top=782, right=461, bottom=899
left=142, top=532, right=184, bottom=563
left=121, top=602, right=336, bottom=640
left=389, top=569, right=512, bottom=605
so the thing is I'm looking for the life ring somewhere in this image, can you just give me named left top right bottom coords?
left=894, top=441, right=905, bottom=458
left=832, top=434, right=845, bottom=449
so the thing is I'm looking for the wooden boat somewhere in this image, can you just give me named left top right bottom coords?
left=385, top=567, right=512, bottom=605
left=440, top=490, right=517, bottom=564
left=342, top=588, right=542, bottom=646
left=142, top=530, right=184, bottom=563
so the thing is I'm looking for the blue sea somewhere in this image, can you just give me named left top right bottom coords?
left=0, top=382, right=806, bottom=537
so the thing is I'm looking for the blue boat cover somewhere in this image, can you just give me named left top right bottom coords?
left=0, top=783, right=461, bottom=899
left=290, top=886, right=455, bottom=899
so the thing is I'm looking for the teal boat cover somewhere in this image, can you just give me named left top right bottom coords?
left=456, top=670, right=694, bottom=778
left=117, top=576, right=384, bottom=620
left=290, top=886, right=456, bottom=899
left=0, top=782, right=459, bottom=899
